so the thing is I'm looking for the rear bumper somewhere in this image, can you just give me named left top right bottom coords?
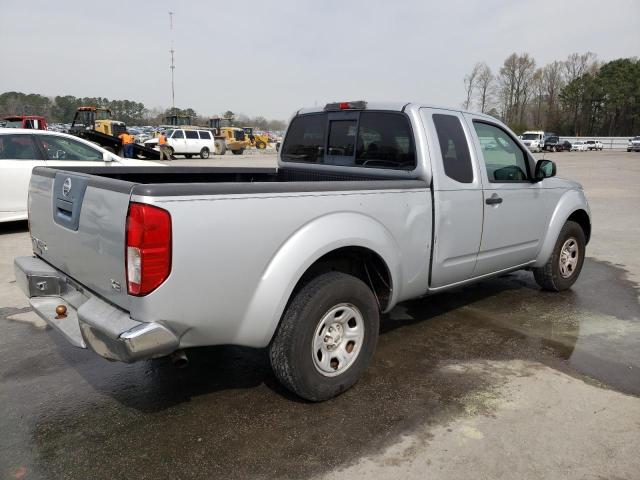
left=14, top=256, right=179, bottom=363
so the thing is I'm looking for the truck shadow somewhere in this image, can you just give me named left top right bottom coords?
left=28, top=258, right=640, bottom=480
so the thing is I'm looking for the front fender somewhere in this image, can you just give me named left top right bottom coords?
left=533, top=189, right=591, bottom=267
left=234, top=212, right=403, bottom=347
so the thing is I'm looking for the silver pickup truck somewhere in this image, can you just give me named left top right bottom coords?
left=15, top=101, right=591, bottom=401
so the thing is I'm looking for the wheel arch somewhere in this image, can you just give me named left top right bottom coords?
left=234, top=212, right=402, bottom=347
left=534, top=190, right=591, bottom=267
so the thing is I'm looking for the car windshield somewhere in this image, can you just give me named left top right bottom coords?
left=522, top=134, right=539, bottom=140
left=4, top=121, right=22, bottom=128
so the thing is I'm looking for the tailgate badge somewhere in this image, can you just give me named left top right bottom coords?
left=110, top=279, right=122, bottom=292
left=62, top=177, right=72, bottom=197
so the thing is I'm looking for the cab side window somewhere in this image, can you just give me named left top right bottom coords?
left=39, top=135, right=102, bottom=161
left=473, top=121, right=529, bottom=182
left=0, top=135, right=39, bottom=160
left=432, top=114, right=473, bottom=183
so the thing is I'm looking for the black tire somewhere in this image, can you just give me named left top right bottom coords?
left=231, top=148, right=244, bottom=155
left=185, top=154, right=193, bottom=159
left=200, top=147, right=210, bottom=159
left=533, top=220, right=586, bottom=291
left=269, top=271, right=380, bottom=402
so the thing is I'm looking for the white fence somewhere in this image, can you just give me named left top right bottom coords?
left=559, top=137, right=633, bottom=150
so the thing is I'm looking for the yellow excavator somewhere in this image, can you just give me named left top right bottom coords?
left=208, top=118, right=250, bottom=155
left=242, top=127, right=270, bottom=149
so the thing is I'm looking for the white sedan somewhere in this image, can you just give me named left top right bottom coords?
left=571, top=141, right=588, bottom=151
left=0, top=128, right=162, bottom=223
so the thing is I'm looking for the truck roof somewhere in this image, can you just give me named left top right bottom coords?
left=296, top=101, right=498, bottom=121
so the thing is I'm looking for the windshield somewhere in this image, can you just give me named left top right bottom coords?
left=4, top=120, right=22, bottom=128
left=522, top=133, right=540, bottom=140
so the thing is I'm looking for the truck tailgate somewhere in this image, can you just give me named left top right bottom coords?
left=28, top=168, right=133, bottom=311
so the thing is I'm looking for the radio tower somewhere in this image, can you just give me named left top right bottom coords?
left=169, top=11, right=176, bottom=111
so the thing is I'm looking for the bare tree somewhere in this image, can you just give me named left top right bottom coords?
left=542, top=61, right=564, bottom=129
left=476, top=63, right=494, bottom=113
left=531, top=68, right=545, bottom=127
left=498, top=53, right=535, bottom=125
left=563, top=52, right=597, bottom=83
left=563, top=52, right=598, bottom=133
left=463, top=63, right=482, bottom=110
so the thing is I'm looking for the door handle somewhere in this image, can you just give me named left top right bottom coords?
left=485, top=195, right=503, bottom=205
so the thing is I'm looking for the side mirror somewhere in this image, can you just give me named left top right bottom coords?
left=534, top=159, right=556, bottom=181
left=102, top=151, right=115, bottom=162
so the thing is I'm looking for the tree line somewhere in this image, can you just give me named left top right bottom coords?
left=462, top=54, right=639, bottom=136
left=0, top=91, right=286, bottom=130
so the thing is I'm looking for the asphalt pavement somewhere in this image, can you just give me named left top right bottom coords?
left=1, top=150, right=638, bottom=480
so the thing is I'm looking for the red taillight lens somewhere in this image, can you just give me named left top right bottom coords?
left=339, top=102, right=350, bottom=110
left=126, top=203, right=172, bottom=296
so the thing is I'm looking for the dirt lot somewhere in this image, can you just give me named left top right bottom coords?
left=1, top=151, right=639, bottom=480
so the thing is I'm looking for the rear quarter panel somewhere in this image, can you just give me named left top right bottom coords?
left=130, top=187, right=432, bottom=348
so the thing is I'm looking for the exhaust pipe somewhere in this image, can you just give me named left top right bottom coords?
left=170, top=349, right=189, bottom=369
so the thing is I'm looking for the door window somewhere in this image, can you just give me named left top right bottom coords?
left=0, top=134, right=40, bottom=160
left=39, top=135, right=103, bottom=161
left=171, top=130, right=184, bottom=139
left=473, top=121, right=530, bottom=182
left=432, top=114, right=473, bottom=183
left=185, top=130, right=199, bottom=139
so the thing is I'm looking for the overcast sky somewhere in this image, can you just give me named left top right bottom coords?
left=1, top=0, right=638, bottom=120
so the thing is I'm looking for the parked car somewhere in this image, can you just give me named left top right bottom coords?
left=628, top=137, right=640, bottom=152
left=0, top=128, right=162, bottom=223
left=16, top=101, right=591, bottom=401
left=521, top=131, right=555, bottom=152
left=144, top=128, right=216, bottom=158
left=543, top=136, right=571, bottom=152
left=571, top=141, right=588, bottom=151
left=586, top=140, right=603, bottom=151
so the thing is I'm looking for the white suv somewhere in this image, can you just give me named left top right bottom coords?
left=144, top=129, right=216, bottom=158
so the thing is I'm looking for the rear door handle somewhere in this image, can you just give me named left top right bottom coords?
left=485, top=195, right=503, bottom=205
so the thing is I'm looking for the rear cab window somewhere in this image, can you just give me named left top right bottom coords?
left=281, top=111, right=416, bottom=170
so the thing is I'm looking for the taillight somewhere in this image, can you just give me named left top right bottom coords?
left=126, top=203, right=172, bottom=296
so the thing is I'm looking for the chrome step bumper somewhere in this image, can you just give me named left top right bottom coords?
left=14, top=256, right=179, bottom=363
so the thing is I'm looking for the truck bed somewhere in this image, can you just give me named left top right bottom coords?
left=32, top=166, right=426, bottom=196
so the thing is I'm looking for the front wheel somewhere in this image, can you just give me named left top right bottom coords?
left=200, top=147, right=210, bottom=159
left=533, top=220, right=586, bottom=291
left=269, top=272, right=380, bottom=401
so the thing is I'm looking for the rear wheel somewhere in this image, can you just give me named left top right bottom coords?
left=269, top=272, right=379, bottom=401
left=533, top=220, right=586, bottom=291
left=200, top=147, right=210, bottom=159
